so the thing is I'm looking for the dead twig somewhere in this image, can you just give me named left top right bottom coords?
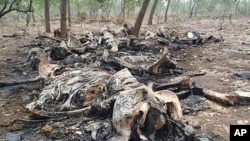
left=39, top=34, right=66, bottom=42
left=0, top=76, right=42, bottom=88
left=44, top=106, right=91, bottom=116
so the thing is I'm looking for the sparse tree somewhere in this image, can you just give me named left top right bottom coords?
left=67, top=0, right=71, bottom=27
left=120, top=0, right=126, bottom=20
left=0, top=0, right=33, bottom=19
left=44, top=0, right=50, bottom=32
left=233, top=0, right=241, bottom=15
left=165, top=0, right=171, bottom=22
left=189, top=0, right=197, bottom=18
left=132, top=0, right=150, bottom=37
left=60, top=0, right=67, bottom=38
left=148, top=0, right=158, bottom=25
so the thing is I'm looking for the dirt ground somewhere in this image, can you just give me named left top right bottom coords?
left=0, top=18, right=249, bottom=141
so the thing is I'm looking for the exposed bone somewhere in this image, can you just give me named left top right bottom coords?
left=203, top=89, right=238, bottom=106
left=153, top=90, right=183, bottom=121
left=67, top=32, right=81, bottom=48
left=145, top=31, right=156, bottom=39
left=153, top=76, right=190, bottom=91
left=234, top=91, right=250, bottom=105
left=147, top=51, right=177, bottom=74
left=157, top=26, right=169, bottom=38
left=187, top=31, right=200, bottom=40
left=60, top=90, right=79, bottom=111
left=109, top=38, right=119, bottom=52
left=38, top=53, right=65, bottom=78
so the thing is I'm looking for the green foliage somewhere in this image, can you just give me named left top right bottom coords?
left=0, top=0, right=33, bottom=19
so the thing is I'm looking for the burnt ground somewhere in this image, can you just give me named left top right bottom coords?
left=0, top=18, right=249, bottom=141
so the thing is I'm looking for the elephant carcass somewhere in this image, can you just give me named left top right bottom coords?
left=111, top=68, right=183, bottom=140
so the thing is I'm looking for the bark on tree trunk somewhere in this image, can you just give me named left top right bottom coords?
left=164, top=0, right=171, bottom=23
left=45, top=0, right=51, bottom=33
left=31, top=3, right=36, bottom=23
left=119, top=0, right=126, bottom=20
left=235, top=0, right=240, bottom=16
left=77, top=0, right=80, bottom=19
left=60, top=0, right=67, bottom=38
left=132, top=0, right=151, bottom=38
left=67, top=0, right=71, bottom=27
left=189, top=0, right=196, bottom=18
left=148, top=0, right=159, bottom=25
left=32, top=12, right=36, bottom=22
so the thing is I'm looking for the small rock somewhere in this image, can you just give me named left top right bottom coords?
left=42, top=125, right=53, bottom=133
left=209, top=112, right=215, bottom=116
left=207, top=57, right=215, bottom=62
left=6, top=58, right=11, bottom=61
left=237, top=120, right=249, bottom=125
left=237, top=120, right=244, bottom=124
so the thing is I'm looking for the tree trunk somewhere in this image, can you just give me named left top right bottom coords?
left=32, top=12, right=36, bottom=22
left=148, top=0, right=159, bottom=25
left=77, top=0, right=80, bottom=19
left=60, top=0, right=67, bottom=38
left=164, top=0, right=171, bottom=22
left=67, top=0, right=71, bottom=27
left=120, top=0, right=126, bottom=20
left=44, top=0, right=51, bottom=33
left=189, top=0, right=196, bottom=18
left=25, top=13, right=31, bottom=27
left=174, top=0, right=180, bottom=19
left=235, top=0, right=241, bottom=16
left=132, top=0, right=151, bottom=38
left=31, top=3, right=36, bottom=22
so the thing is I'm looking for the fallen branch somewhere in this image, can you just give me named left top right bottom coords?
left=3, top=34, right=24, bottom=37
left=0, top=76, right=42, bottom=88
left=39, top=34, right=66, bottom=42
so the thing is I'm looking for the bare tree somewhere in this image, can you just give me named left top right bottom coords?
left=31, top=3, right=36, bottom=22
left=60, top=0, right=67, bottom=38
left=234, top=0, right=241, bottom=15
left=0, top=0, right=33, bottom=19
left=132, top=0, right=150, bottom=37
left=189, top=0, right=197, bottom=18
left=119, top=0, right=126, bottom=20
left=44, top=0, right=50, bottom=32
left=164, top=0, right=171, bottom=22
left=148, top=0, right=159, bottom=25
left=67, top=0, right=71, bottom=27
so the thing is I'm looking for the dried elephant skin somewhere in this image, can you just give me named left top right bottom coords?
left=26, top=69, right=111, bottom=111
